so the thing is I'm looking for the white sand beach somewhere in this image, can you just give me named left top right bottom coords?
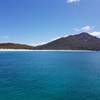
left=0, top=49, right=34, bottom=51
left=0, top=49, right=93, bottom=52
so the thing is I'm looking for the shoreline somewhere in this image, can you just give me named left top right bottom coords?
left=0, top=49, right=96, bottom=52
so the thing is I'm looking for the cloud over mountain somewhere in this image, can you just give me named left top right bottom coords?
left=81, top=26, right=92, bottom=31
left=74, top=26, right=93, bottom=32
left=90, top=31, right=100, bottom=37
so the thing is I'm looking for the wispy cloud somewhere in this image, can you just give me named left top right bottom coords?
left=0, top=35, right=9, bottom=39
left=67, top=0, right=80, bottom=3
left=74, top=28, right=80, bottom=32
left=51, top=37, right=61, bottom=41
left=51, top=35, right=68, bottom=41
left=81, top=26, right=92, bottom=31
left=2, top=36, right=9, bottom=39
left=74, top=26, right=93, bottom=32
left=90, top=31, right=100, bottom=37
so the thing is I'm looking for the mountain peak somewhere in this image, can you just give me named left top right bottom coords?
left=75, top=32, right=93, bottom=41
left=77, top=32, right=90, bottom=36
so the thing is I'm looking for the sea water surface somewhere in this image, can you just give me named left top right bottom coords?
left=0, top=51, right=100, bottom=100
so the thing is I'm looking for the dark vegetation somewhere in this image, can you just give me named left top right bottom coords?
left=0, top=43, right=35, bottom=49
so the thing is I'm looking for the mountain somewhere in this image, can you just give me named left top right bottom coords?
left=0, top=43, right=35, bottom=49
left=36, top=32, right=100, bottom=51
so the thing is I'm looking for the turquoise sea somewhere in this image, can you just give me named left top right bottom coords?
left=0, top=51, right=100, bottom=100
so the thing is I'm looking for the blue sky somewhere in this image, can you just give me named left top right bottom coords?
left=0, top=0, right=100, bottom=46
